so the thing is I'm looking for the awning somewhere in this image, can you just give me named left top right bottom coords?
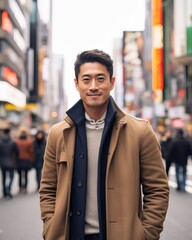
left=0, top=81, right=26, bottom=107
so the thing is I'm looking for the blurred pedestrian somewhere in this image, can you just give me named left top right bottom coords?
left=40, top=49, right=169, bottom=240
left=168, top=128, right=192, bottom=191
left=160, top=129, right=173, bottom=176
left=16, top=128, right=34, bottom=193
left=0, top=128, right=19, bottom=198
left=33, top=130, right=46, bottom=191
left=0, top=129, right=3, bottom=140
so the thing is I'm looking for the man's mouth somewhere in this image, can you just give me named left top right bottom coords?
left=87, top=93, right=101, bottom=96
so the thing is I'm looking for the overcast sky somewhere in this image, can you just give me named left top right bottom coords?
left=52, top=0, right=145, bottom=54
left=39, top=0, right=145, bottom=106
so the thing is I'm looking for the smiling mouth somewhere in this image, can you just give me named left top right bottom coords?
left=87, top=93, right=102, bottom=96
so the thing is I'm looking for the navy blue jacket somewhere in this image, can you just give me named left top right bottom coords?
left=67, top=97, right=116, bottom=240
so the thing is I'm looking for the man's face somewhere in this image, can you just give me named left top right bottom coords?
left=75, top=62, right=115, bottom=112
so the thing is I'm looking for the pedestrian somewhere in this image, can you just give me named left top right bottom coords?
left=160, top=129, right=173, bottom=176
left=33, top=130, right=46, bottom=191
left=168, top=128, right=192, bottom=191
left=0, top=128, right=19, bottom=198
left=16, top=128, right=34, bottom=193
left=39, top=49, right=169, bottom=240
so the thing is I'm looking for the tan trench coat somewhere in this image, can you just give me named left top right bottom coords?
left=40, top=104, right=169, bottom=240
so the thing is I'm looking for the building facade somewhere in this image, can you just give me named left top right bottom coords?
left=0, top=0, right=32, bottom=128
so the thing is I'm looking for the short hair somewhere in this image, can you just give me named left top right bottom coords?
left=74, top=49, right=113, bottom=80
left=177, top=128, right=184, bottom=137
left=3, top=128, right=10, bottom=134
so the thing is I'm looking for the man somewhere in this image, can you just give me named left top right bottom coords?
left=39, top=49, right=169, bottom=240
left=0, top=128, right=19, bottom=198
left=160, top=129, right=173, bottom=176
left=168, top=128, right=192, bottom=191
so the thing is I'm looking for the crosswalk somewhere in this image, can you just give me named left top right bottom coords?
left=168, top=162, right=192, bottom=194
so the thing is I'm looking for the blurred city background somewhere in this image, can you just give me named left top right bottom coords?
left=0, top=0, right=192, bottom=136
left=0, top=0, right=192, bottom=239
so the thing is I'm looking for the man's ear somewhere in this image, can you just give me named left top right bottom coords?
left=74, top=78, right=79, bottom=91
left=110, top=76, right=115, bottom=90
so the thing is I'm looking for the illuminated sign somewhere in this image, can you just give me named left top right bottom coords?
left=123, top=31, right=144, bottom=111
left=0, top=81, right=26, bottom=107
left=1, top=10, right=26, bottom=52
left=5, top=103, right=38, bottom=110
left=152, top=0, right=164, bottom=91
left=1, top=11, right=13, bottom=33
left=2, top=66, right=19, bottom=87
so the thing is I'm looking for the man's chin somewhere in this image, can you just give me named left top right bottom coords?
left=86, top=101, right=103, bottom=107
left=88, top=102, right=101, bottom=107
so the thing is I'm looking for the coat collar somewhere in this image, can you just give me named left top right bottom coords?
left=66, top=99, right=85, bottom=126
left=66, top=96, right=119, bottom=126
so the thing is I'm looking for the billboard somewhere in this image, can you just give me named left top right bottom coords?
left=152, top=0, right=164, bottom=92
left=122, top=31, right=144, bottom=115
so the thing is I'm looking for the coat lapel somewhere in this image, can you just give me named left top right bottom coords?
left=106, top=116, right=127, bottom=173
left=62, top=117, right=76, bottom=187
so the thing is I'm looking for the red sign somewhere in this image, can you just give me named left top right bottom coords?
left=152, top=0, right=164, bottom=91
left=152, top=48, right=164, bottom=89
left=152, top=0, right=163, bottom=25
left=2, top=11, right=13, bottom=33
left=3, top=67, right=19, bottom=87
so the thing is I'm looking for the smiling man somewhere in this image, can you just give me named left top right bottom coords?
left=75, top=60, right=115, bottom=119
left=39, top=49, right=169, bottom=240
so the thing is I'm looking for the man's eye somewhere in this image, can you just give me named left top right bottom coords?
left=98, top=77, right=104, bottom=82
left=82, top=78, right=90, bottom=82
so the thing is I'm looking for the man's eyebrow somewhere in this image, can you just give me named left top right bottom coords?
left=82, top=74, right=90, bottom=77
left=97, top=73, right=105, bottom=76
left=81, top=73, right=106, bottom=77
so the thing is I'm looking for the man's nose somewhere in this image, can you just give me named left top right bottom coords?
left=89, top=79, right=98, bottom=89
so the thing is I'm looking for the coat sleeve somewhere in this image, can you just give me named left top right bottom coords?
left=39, top=126, right=57, bottom=238
left=140, top=122, right=170, bottom=240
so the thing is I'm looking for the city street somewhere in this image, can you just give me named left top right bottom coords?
left=0, top=170, right=42, bottom=240
left=0, top=165, right=192, bottom=240
left=0, top=1, right=191, bottom=239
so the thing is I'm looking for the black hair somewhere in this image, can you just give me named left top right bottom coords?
left=177, top=128, right=184, bottom=137
left=3, top=128, right=10, bottom=134
left=74, top=49, right=113, bottom=80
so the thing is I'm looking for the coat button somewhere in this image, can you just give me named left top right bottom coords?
left=76, top=209, right=81, bottom=215
left=69, top=211, right=72, bottom=217
left=77, top=181, right=83, bottom=187
left=79, top=153, right=84, bottom=159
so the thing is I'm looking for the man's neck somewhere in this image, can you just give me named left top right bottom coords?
left=83, top=101, right=109, bottom=121
left=84, top=108, right=107, bottom=121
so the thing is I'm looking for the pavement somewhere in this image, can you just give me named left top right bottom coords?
left=0, top=169, right=43, bottom=240
left=161, top=187, right=192, bottom=240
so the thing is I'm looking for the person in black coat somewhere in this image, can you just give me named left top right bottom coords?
left=160, top=129, right=173, bottom=176
left=33, top=130, right=46, bottom=190
left=168, top=128, right=192, bottom=191
left=0, top=128, right=19, bottom=198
